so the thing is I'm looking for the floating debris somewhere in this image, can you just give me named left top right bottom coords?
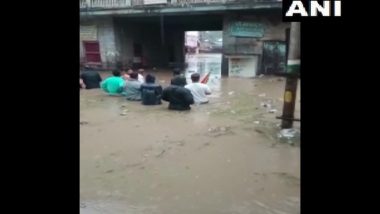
left=255, top=128, right=264, bottom=134
left=258, top=93, right=266, bottom=97
left=228, top=91, right=235, bottom=96
left=277, top=129, right=299, bottom=140
left=207, top=126, right=233, bottom=137
left=177, top=141, right=185, bottom=146
left=156, top=150, right=166, bottom=158
left=268, top=109, right=278, bottom=113
left=80, top=121, right=89, bottom=125
left=120, top=109, right=128, bottom=116
left=105, top=169, right=114, bottom=173
left=261, top=102, right=271, bottom=108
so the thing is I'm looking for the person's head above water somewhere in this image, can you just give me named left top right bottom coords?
left=171, top=76, right=187, bottom=87
left=129, top=71, right=138, bottom=80
left=84, top=65, right=92, bottom=71
left=173, top=68, right=181, bottom=76
left=138, top=68, right=145, bottom=74
left=112, top=70, right=121, bottom=77
left=191, top=73, right=201, bottom=83
left=145, top=74, right=156, bottom=84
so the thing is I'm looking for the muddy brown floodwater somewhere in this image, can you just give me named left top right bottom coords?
left=80, top=69, right=300, bottom=214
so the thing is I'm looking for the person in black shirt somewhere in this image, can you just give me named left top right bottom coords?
left=80, top=66, right=102, bottom=89
left=140, top=74, right=163, bottom=105
left=162, top=75, right=194, bottom=111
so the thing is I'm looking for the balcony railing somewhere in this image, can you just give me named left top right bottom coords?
left=80, top=0, right=281, bottom=9
left=80, top=0, right=131, bottom=9
left=177, top=0, right=228, bottom=4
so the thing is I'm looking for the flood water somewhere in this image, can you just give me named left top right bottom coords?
left=80, top=54, right=300, bottom=214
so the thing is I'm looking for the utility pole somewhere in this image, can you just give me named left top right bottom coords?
left=280, top=22, right=300, bottom=129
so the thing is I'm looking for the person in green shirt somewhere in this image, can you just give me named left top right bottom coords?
left=101, top=70, right=125, bottom=96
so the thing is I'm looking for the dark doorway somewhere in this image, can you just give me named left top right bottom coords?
left=168, top=45, right=175, bottom=62
left=133, top=43, right=143, bottom=68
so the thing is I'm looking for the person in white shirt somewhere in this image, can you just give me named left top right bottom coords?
left=185, top=73, right=211, bottom=104
left=137, top=68, right=145, bottom=83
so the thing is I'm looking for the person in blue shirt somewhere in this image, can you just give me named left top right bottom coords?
left=140, top=74, right=162, bottom=105
left=124, top=72, right=142, bottom=101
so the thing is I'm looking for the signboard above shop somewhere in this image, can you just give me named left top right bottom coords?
left=229, top=22, right=264, bottom=38
left=143, top=0, right=167, bottom=5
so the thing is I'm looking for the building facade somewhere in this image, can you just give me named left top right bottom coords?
left=80, top=0, right=288, bottom=76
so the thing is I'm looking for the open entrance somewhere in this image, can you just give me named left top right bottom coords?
left=184, top=31, right=223, bottom=90
left=114, top=14, right=223, bottom=70
left=133, top=43, right=143, bottom=68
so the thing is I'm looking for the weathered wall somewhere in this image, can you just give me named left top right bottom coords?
left=97, top=17, right=119, bottom=67
left=221, top=14, right=289, bottom=76
left=79, top=12, right=287, bottom=72
left=80, top=17, right=119, bottom=68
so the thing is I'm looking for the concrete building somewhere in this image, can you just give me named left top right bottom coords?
left=80, top=0, right=288, bottom=76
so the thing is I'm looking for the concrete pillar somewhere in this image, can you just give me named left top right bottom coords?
left=221, top=15, right=229, bottom=76
left=97, top=17, right=119, bottom=69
